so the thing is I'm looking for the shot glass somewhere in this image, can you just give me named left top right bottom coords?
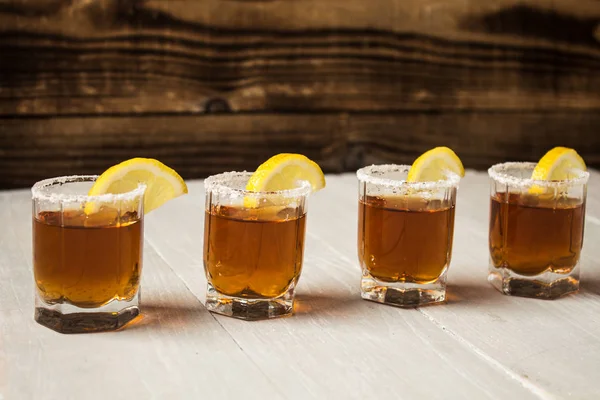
left=488, top=162, right=589, bottom=298
left=357, top=165, right=459, bottom=307
left=32, top=176, right=145, bottom=333
left=203, top=172, right=310, bottom=320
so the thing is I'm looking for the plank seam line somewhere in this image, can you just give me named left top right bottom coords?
left=143, top=236, right=290, bottom=400
left=4, top=109, right=600, bottom=121
left=306, top=231, right=359, bottom=277
left=208, top=314, right=291, bottom=400
left=416, top=308, right=555, bottom=400
left=143, top=236, right=201, bottom=302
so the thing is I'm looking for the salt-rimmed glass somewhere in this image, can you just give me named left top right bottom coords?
left=203, top=172, right=310, bottom=320
left=356, top=165, right=459, bottom=307
left=32, top=176, right=145, bottom=333
left=488, top=162, right=589, bottom=299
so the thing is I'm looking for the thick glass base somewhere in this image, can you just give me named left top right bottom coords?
left=34, top=292, right=140, bottom=334
left=488, top=261, right=580, bottom=299
left=361, top=272, right=446, bottom=308
left=205, top=283, right=294, bottom=320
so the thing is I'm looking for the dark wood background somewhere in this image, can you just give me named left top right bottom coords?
left=1, top=0, right=599, bottom=188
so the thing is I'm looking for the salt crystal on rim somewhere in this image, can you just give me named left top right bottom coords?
left=356, top=164, right=461, bottom=190
left=31, top=175, right=146, bottom=203
left=204, top=171, right=312, bottom=199
left=488, top=162, right=589, bottom=188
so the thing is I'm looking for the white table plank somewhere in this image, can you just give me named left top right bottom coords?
left=0, top=191, right=283, bottom=399
left=142, top=178, right=535, bottom=399
left=2, top=171, right=600, bottom=399
left=330, top=171, right=600, bottom=398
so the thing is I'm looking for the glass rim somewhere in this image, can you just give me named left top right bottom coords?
left=204, top=171, right=313, bottom=198
left=488, top=162, right=589, bottom=187
left=31, top=175, right=146, bottom=203
left=356, top=164, right=461, bottom=190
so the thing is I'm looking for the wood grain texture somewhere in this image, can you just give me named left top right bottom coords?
left=1, top=0, right=599, bottom=115
left=1, top=112, right=599, bottom=189
left=347, top=112, right=600, bottom=169
left=1, top=0, right=599, bottom=189
left=2, top=172, right=600, bottom=398
left=0, top=114, right=348, bottom=188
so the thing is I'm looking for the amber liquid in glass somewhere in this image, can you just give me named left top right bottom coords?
left=358, top=195, right=455, bottom=284
left=489, top=192, right=584, bottom=276
left=33, top=209, right=143, bottom=308
left=204, top=205, right=306, bottom=299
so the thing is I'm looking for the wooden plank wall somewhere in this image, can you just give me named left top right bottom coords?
left=0, top=0, right=599, bottom=188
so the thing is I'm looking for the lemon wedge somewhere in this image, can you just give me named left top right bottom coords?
left=406, top=147, right=465, bottom=182
left=531, top=147, right=586, bottom=181
left=86, top=158, right=188, bottom=214
left=246, top=153, right=326, bottom=193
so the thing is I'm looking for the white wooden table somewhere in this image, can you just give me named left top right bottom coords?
left=2, top=171, right=600, bottom=399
